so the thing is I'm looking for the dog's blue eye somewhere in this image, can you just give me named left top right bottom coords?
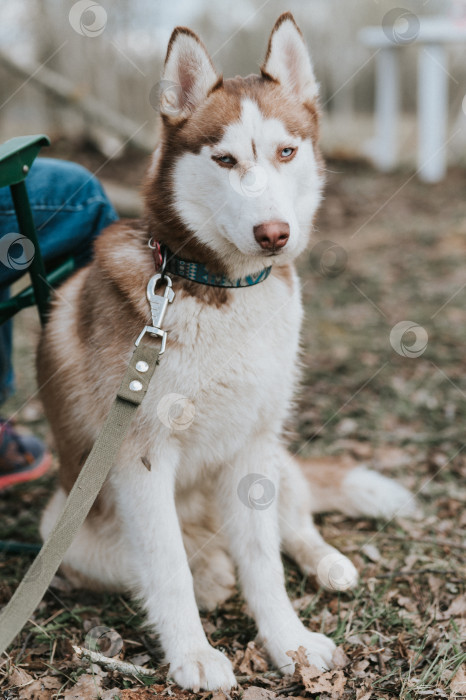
left=281, top=147, right=294, bottom=158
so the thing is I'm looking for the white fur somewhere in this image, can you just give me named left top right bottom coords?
left=173, top=98, right=323, bottom=279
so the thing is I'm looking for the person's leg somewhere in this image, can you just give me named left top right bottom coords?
left=0, top=157, right=118, bottom=487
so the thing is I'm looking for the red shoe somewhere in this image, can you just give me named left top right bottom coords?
left=0, top=419, right=52, bottom=490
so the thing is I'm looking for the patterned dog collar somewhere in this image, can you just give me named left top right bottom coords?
left=166, top=254, right=272, bottom=288
left=149, top=239, right=272, bottom=288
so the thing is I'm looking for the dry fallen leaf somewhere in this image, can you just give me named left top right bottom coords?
left=356, top=687, right=372, bottom=700
left=238, top=641, right=269, bottom=675
left=332, top=646, right=350, bottom=668
left=286, top=646, right=309, bottom=669
left=427, top=574, right=443, bottom=596
left=7, top=667, right=34, bottom=688
left=442, top=594, right=466, bottom=620
left=99, top=689, right=135, bottom=700
left=15, top=675, right=62, bottom=700
left=210, top=692, right=228, bottom=700
left=353, top=659, right=370, bottom=676
left=404, top=553, right=419, bottom=570
left=125, top=654, right=150, bottom=670
left=451, top=664, right=466, bottom=697
left=286, top=646, right=346, bottom=699
left=304, top=669, right=346, bottom=698
left=63, top=674, right=102, bottom=699
left=115, top=690, right=162, bottom=699
left=242, top=687, right=277, bottom=700
left=397, top=595, right=419, bottom=613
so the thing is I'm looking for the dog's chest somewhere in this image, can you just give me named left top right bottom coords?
left=143, top=274, right=303, bottom=462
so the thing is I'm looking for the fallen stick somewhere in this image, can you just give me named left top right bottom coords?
left=72, top=645, right=161, bottom=680
left=74, top=646, right=285, bottom=691
left=73, top=646, right=281, bottom=686
left=235, top=671, right=281, bottom=683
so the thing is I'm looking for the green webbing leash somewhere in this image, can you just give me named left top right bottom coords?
left=0, top=270, right=174, bottom=654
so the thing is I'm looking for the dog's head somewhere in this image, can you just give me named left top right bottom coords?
left=145, top=12, right=324, bottom=278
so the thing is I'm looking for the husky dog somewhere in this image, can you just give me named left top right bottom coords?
left=39, top=13, right=413, bottom=691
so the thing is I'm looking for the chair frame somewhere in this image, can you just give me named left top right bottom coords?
left=0, top=135, right=75, bottom=326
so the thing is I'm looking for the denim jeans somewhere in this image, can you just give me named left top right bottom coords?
left=0, top=157, right=118, bottom=404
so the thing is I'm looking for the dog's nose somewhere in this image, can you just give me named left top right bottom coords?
left=253, top=221, right=290, bottom=251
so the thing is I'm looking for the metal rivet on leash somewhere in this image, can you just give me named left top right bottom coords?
left=136, top=361, right=149, bottom=373
left=129, top=380, right=143, bottom=392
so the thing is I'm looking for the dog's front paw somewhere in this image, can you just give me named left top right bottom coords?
left=266, top=628, right=336, bottom=674
left=169, top=646, right=237, bottom=691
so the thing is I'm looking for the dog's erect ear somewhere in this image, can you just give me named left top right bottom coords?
left=261, top=12, right=317, bottom=103
left=160, top=27, right=221, bottom=123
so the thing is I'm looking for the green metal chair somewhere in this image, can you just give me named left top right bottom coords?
left=0, top=135, right=76, bottom=326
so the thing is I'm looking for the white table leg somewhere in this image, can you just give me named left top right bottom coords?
left=417, top=44, right=449, bottom=183
left=374, top=47, right=400, bottom=171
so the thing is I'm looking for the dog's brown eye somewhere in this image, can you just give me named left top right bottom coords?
left=279, top=147, right=296, bottom=160
left=212, top=155, right=237, bottom=168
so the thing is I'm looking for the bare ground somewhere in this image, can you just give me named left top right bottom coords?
left=0, top=151, right=465, bottom=699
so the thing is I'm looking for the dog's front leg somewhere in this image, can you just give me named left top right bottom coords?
left=217, top=438, right=336, bottom=674
left=112, top=442, right=236, bottom=692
